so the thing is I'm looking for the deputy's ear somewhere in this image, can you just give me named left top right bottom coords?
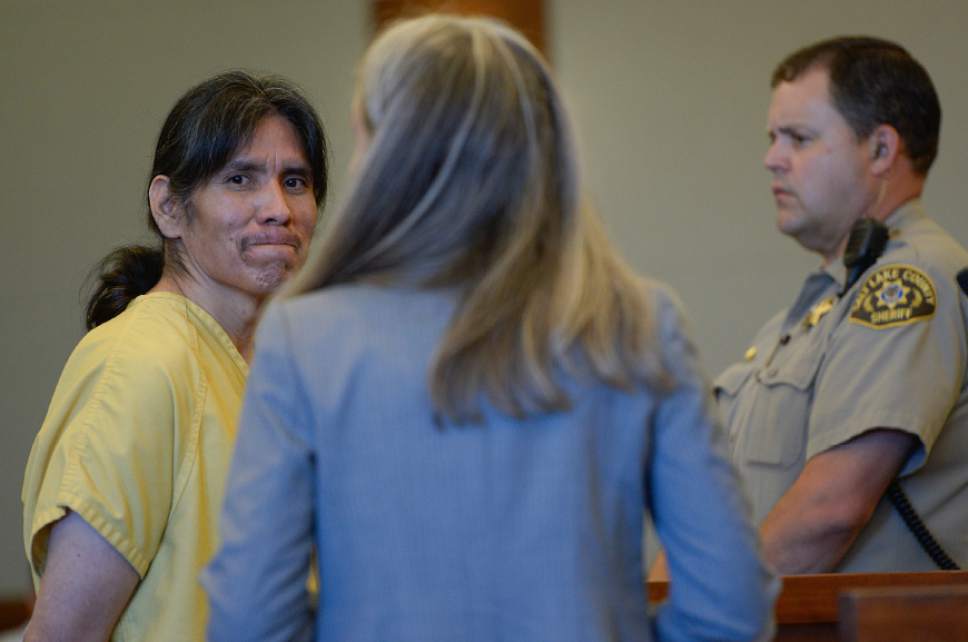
left=868, top=125, right=902, bottom=176
left=148, top=175, right=185, bottom=239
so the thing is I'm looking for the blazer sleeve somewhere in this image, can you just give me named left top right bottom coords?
left=204, top=303, right=316, bottom=642
left=648, top=286, right=779, bottom=642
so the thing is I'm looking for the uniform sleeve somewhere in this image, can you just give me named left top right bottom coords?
left=648, top=287, right=778, bottom=642
left=22, top=330, right=185, bottom=579
left=204, top=303, right=316, bottom=642
left=808, top=261, right=966, bottom=473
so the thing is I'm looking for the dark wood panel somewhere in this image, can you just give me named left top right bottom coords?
left=776, top=571, right=968, bottom=624
left=649, top=571, right=968, bottom=642
left=773, top=623, right=838, bottom=642
left=839, top=584, right=968, bottom=642
left=371, top=0, right=547, bottom=58
left=0, top=596, right=31, bottom=632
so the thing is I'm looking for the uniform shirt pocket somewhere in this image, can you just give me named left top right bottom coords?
left=739, top=341, right=825, bottom=467
left=755, top=341, right=824, bottom=391
left=714, top=362, right=754, bottom=441
left=715, top=362, right=754, bottom=398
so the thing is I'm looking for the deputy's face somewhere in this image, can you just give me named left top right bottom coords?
left=764, top=67, right=876, bottom=261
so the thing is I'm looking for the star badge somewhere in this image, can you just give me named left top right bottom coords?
left=804, top=297, right=836, bottom=329
left=874, top=279, right=910, bottom=310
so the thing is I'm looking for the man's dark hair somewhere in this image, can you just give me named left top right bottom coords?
left=86, top=71, right=329, bottom=329
left=771, top=36, right=941, bottom=176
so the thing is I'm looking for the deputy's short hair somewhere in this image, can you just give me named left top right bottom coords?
left=772, top=36, right=940, bottom=175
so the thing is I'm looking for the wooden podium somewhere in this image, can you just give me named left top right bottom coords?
left=648, top=571, right=968, bottom=641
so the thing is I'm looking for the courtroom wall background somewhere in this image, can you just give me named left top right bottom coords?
left=2, top=0, right=967, bottom=594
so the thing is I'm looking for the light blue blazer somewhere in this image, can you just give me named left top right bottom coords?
left=203, top=283, right=777, bottom=642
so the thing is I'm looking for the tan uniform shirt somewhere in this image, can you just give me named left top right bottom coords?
left=716, top=201, right=968, bottom=571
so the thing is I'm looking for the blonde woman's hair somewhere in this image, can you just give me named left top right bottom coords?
left=287, top=14, right=670, bottom=423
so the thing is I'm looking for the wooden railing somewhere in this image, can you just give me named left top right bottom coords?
left=0, top=596, right=31, bottom=634
left=648, top=571, right=968, bottom=641
left=839, top=584, right=968, bottom=642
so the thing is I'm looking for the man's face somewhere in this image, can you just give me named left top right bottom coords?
left=178, top=114, right=318, bottom=302
left=764, top=67, right=877, bottom=261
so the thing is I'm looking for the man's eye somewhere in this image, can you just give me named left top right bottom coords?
left=285, top=177, right=308, bottom=190
left=227, top=174, right=249, bottom=185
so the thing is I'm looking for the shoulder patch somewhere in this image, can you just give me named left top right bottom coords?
left=849, top=264, right=936, bottom=329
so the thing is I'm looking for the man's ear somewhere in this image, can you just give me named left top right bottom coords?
left=148, top=175, right=185, bottom=239
left=868, top=125, right=902, bottom=176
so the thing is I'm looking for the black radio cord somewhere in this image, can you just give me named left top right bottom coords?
left=886, top=481, right=960, bottom=570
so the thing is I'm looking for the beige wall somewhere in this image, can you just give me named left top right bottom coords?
left=2, top=0, right=967, bottom=595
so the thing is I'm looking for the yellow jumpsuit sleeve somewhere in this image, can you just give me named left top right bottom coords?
left=23, top=314, right=197, bottom=579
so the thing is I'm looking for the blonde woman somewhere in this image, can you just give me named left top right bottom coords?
left=205, top=15, right=777, bottom=642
